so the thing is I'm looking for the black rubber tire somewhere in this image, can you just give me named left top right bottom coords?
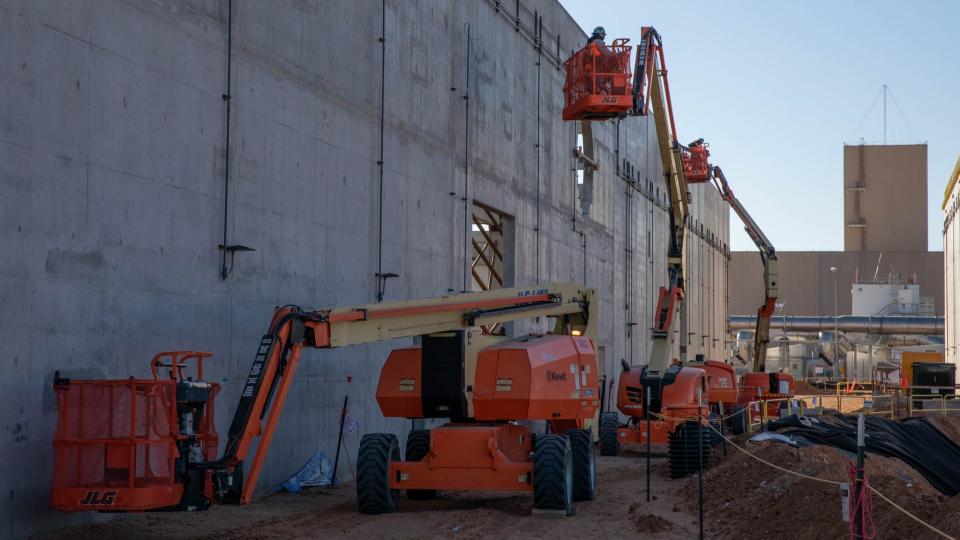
left=532, top=434, right=573, bottom=514
left=403, top=429, right=437, bottom=501
left=565, top=429, right=596, bottom=501
left=730, top=405, right=747, bottom=436
left=357, top=433, right=401, bottom=514
left=404, top=429, right=437, bottom=500
left=599, top=412, right=619, bottom=456
left=668, top=421, right=712, bottom=479
left=707, top=414, right=723, bottom=446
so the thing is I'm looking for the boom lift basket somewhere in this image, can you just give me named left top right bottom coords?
left=51, top=353, right=219, bottom=512
left=562, top=38, right=633, bottom=120
left=682, top=143, right=710, bottom=183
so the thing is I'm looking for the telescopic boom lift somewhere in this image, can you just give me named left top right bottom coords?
left=563, top=27, right=713, bottom=477
left=52, top=284, right=601, bottom=516
left=710, top=164, right=779, bottom=372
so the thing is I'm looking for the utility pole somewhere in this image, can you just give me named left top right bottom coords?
left=831, top=266, right=840, bottom=377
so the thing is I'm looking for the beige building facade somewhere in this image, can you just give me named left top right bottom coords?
left=844, top=144, right=927, bottom=252
left=943, top=155, right=960, bottom=365
left=732, top=143, right=941, bottom=319
left=730, top=251, right=943, bottom=317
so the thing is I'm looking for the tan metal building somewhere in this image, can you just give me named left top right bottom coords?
left=732, top=143, right=942, bottom=319
left=844, top=144, right=928, bottom=252
left=942, top=155, right=960, bottom=365
left=730, top=250, right=943, bottom=317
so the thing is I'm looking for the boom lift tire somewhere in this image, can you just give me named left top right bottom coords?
left=357, top=433, right=401, bottom=514
left=565, top=429, right=596, bottom=501
left=668, top=420, right=711, bottom=479
left=730, top=405, right=747, bottom=436
left=532, top=434, right=573, bottom=514
left=599, top=412, right=619, bottom=456
left=707, top=414, right=723, bottom=446
left=404, top=430, right=437, bottom=500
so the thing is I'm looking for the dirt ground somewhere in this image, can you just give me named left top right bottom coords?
left=40, top=417, right=960, bottom=540
left=38, top=450, right=700, bottom=540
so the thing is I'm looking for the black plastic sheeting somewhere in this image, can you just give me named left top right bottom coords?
left=768, top=414, right=960, bottom=496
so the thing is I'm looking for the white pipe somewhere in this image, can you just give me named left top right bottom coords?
left=728, top=315, right=943, bottom=335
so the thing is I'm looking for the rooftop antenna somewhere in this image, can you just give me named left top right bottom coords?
left=882, top=83, right=887, bottom=145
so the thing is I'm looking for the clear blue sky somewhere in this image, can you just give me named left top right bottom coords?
left=560, top=0, right=959, bottom=252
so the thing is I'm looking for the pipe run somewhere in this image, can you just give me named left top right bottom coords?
left=728, top=315, right=944, bottom=335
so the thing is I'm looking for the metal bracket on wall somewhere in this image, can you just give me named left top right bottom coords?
left=376, top=272, right=399, bottom=302
left=219, top=244, right=255, bottom=280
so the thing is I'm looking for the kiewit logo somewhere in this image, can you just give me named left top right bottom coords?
left=79, top=490, right=117, bottom=506
left=546, top=370, right=567, bottom=383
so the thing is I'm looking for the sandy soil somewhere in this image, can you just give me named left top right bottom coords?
left=39, top=417, right=960, bottom=540
left=38, top=452, right=700, bottom=540
left=688, top=437, right=949, bottom=540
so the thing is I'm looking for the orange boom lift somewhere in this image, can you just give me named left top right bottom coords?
left=563, top=27, right=712, bottom=477
left=51, top=284, right=600, bottom=515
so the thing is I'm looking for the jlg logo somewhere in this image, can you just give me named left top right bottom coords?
left=600, top=97, right=619, bottom=103
left=545, top=370, right=567, bottom=383
left=79, top=490, right=118, bottom=506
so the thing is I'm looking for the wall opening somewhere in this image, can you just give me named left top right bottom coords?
left=575, top=121, right=598, bottom=216
left=471, top=201, right=514, bottom=334
left=471, top=201, right=514, bottom=292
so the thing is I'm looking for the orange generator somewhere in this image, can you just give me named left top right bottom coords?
left=51, top=284, right=599, bottom=516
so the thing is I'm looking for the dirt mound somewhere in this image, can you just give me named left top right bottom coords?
left=688, top=433, right=954, bottom=539
left=631, top=512, right=674, bottom=533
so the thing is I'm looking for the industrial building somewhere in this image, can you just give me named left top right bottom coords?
left=730, top=142, right=944, bottom=380
left=731, top=143, right=942, bottom=319
left=2, top=1, right=730, bottom=537
left=8, top=1, right=960, bottom=539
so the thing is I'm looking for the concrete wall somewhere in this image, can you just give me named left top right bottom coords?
left=730, top=251, right=943, bottom=317
left=844, top=144, right=928, bottom=252
left=0, top=0, right=729, bottom=536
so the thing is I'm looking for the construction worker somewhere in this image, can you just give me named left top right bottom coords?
left=587, top=26, right=606, bottom=45
left=584, top=26, right=622, bottom=95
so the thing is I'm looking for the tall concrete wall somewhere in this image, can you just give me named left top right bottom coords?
left=730, top=251, right=943, bottom=317
left=844, top=144, right=928, bottom=252
left=0, top=0, right=729, bottom=536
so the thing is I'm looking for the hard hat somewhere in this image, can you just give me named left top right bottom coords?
left=592, top=26, right=606, bottom=38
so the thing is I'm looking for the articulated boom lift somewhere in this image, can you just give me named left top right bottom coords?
left=563, top=27, right=713, bottom=478
left=709, top=163, right=794, bottom=410
left=52, top=284, right=600, bottom=516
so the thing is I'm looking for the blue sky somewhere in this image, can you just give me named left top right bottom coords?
left=560, top=0, right=959, bottom=252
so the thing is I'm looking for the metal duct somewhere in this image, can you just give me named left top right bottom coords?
left=728, top=315, right=944, bottom=335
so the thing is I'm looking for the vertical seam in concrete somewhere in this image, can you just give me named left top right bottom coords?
left=461, top=22, right=471, bottom=293
left=376, top=0, right=387, bottom=301
left=534, top=13, right=541, bottom=282
left=220, top=0, right=233, bottom=280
